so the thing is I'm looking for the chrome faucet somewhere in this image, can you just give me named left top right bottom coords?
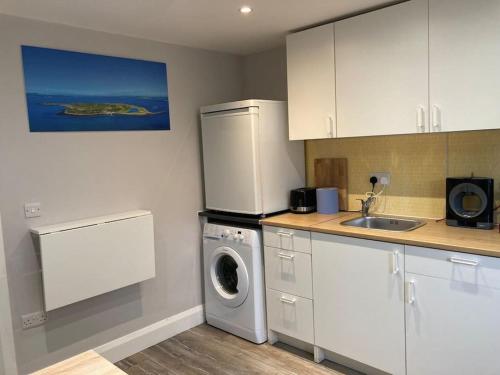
left=358, top=196, right=376, bottom=217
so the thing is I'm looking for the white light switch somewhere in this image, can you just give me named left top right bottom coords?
left=24, top=203, right=41, bottom=218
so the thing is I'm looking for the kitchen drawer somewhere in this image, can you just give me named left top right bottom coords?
left=406, top=245, right=500, bottom=289
left=264, top=246, right=312, bottom=298
left=263, top=226, right=311, bottom=253
left=266, top=288, right=314, bottom=344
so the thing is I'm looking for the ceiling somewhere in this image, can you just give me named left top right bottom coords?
left=0, top=0, right=393, bottom=55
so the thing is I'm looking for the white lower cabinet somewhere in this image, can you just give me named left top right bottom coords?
left=405, top=246, right=500, bottom=375
left=264, top=246, right=312, bottom=299
left=264, top=228, right=500, bottom=374
left=312, top=233, right=405, bottom=375
left=263, top=228, right=316, bottom=347
left=263, top=226, right=311, bottom=253
left=266, top=288, right=314, bottom=344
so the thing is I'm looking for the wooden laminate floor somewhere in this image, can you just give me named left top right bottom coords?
left=115, top=324, right=363, bottom=375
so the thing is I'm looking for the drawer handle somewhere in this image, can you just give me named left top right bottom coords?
left=279, top=296, right=296, bottom=305
left=392, top=250, right=400, bottom=274
left=448, top=257, right=479, bottom=267
left=277, top=252, right=295, bottom=260
left=277, top=231, right=294, bottom=250
left=406, top=280, right=416, bottom=305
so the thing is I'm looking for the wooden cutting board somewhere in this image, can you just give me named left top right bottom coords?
left=314, top=158, right=348, bottom=211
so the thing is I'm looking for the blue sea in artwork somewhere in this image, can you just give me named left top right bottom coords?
left=21, top=46, right=170, bottom=132
left=26, top=94, right=170, bottom=132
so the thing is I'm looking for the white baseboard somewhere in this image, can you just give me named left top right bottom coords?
left=95, top=304, right=205, bottom=363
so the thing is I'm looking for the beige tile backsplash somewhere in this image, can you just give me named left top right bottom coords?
left=306, top=130, right=500, bottom=220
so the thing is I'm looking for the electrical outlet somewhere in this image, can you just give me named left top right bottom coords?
left=22, top=311, right=47, bottom=329
left=370, top=172, right=391, bottom=186
left=24, top=202, right=41, bottom=218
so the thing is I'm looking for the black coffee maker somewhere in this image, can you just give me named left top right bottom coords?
left=446, top=177, right=494, bottom=229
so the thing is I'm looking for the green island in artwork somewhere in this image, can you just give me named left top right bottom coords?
left=45, top=103, right=159, bottom=116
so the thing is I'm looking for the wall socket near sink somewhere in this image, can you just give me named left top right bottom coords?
left=22, top=311, right=47, bottom=329
left=370, top=172, right=391, bottom=186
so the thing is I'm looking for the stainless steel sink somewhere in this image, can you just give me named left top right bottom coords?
left=340, top=216, right=425, bottom=232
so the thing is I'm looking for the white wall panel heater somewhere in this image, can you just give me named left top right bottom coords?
left=31, top=210, right=155, bottom=311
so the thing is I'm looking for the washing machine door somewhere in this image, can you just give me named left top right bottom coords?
left=209, top=246, right=249, bottom=308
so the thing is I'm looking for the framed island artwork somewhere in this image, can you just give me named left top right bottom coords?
left=21, top=46, right=170, bottom=132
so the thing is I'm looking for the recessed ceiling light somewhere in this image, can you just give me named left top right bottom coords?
left=240, top=6, right=253, bottom=14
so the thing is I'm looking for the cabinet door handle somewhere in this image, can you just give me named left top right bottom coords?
left=432, top=105, right=441, bottom=132
left=325, top=115, right=334, bottom=138
left=280, top=296, right=296, bottom=305
left=392, top=250, right=400, bottom=274
left=277, top=231, right=293, bottom=238
left=416, top=107, right=425, bottom=132
left=277, top=252, right=295, bottom=261
left=449, top=257, right=479, bottom=267
left=406, top=280, right=416, bottom=304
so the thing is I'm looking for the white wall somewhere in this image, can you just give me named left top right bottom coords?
left=0, top=14, right=243, bottom=373
left=243, top=46, right=288, bottom=100
left=0, top=215, right=18, bottom=375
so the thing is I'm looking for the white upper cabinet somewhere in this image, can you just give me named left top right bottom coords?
left=287, top=24, right=336, bottom=140
left=335, top=0, right=429, bottom=137
left=429, top=0, right=500, bottom=132
left=286, top=0, right=500, bottom=139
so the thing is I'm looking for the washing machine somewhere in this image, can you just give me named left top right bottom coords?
left=203, top=223, right=267, bottom=344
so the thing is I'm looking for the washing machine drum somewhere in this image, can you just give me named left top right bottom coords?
left=209, top=246, right=250, bottom=307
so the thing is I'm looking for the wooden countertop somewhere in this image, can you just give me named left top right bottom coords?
left=260, top=212, right=351, bottom=229
left=261, top=212, right=500, bottom=258
left=31, top=351, right=125, bottom=375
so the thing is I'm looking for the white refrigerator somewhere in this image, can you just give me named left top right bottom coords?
left=201, top=100, right=305, bottom=215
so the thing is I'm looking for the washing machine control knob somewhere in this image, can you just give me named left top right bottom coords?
left=238, top=234, right=245, bottom=241
left=222, top=229, right=231, bottom=237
